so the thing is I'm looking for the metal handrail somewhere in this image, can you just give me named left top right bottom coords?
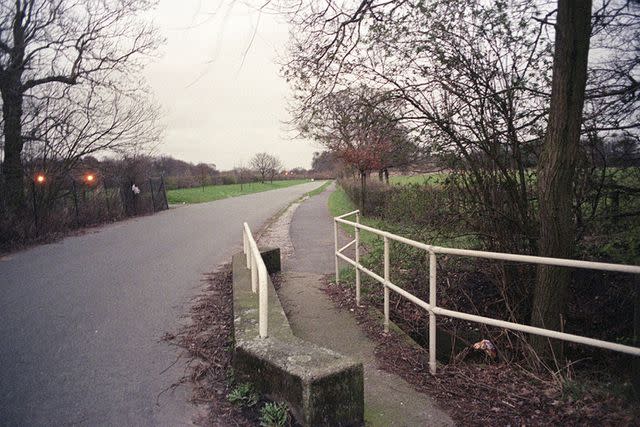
left=243, top=222, right=268, bottom=338
left=334, top=210, right=640, bottom=374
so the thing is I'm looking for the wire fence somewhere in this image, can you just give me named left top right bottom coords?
left=0, top=173, right=169, bottom=249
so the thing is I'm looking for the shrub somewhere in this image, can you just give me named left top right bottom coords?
left=337, top=178, right=453, bottom=230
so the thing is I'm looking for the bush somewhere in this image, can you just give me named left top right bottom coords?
left=337, top=178, right=453, bottom=229
left=219, top=174, right=237, bottom=185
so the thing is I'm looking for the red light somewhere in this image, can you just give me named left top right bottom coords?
left=35, top=174, right=45, bottom=184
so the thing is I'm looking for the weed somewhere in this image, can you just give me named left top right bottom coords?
left=227, top=382, right=259, bottom=407
left=259, top=402, right=290, bottom=427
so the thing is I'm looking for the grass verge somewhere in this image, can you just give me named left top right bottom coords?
left=167, top=179, right=310, bottom=204
left=305, top=180, right=331, bottom=197
left=327, top=185, right=385, bottom=248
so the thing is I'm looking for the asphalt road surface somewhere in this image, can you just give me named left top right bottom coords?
left=0, top=181, right=324, bottom=426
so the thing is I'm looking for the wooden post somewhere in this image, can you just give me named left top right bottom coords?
left=149, top=178, right=156, bottom=212
left=72, top=180, right=80, bottom=227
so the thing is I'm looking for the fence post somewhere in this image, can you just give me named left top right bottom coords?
left=384, top=236, right=390, bottom=333
left=149, top=178, right=156, bottom=212
left=244, top=230, right=250, bottom=268
left=251, top=251, right=258, bottom=293
left=131, top=180, right=138, bottom=216
left=355, top=211, right=361, bottom=306
left=160, top=175, right=169, bottom=210
left=429, top=251, right=437, bottom=374
left=31, top=181, right=39, bottom=236
left=72, top=180, right=80, bottom=227
left=103, top=181, right=111, bottom=218
left=334, top=219, right=339, bottom=285
left=259, top=266, right=268, bottom=338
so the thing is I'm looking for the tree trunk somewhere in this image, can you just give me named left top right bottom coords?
left=359, top=170, right=367, bottom=215
left=531, top=0, right=592, bottom=362
left=1, top=82, right=26, bottom=211
left=378, top=169, right=383, bottom=182
left=384, top=168, right=389, bottom=184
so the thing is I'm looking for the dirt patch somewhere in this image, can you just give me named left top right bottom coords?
left=322, top=277, right=639, bottom=427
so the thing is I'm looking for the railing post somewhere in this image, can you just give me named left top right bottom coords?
left=251, top=251, right=258, bottom=293
left=384, top=236, right=390, bottom=333
left=334, top=219, right=340, bottom=285
left=429, top=251, right=437, bottom=374
left=244, top=229, right=250, bottom=268
left=259, top=266, right=268, bottom=338
left=355, top=212, right=361, bottom=306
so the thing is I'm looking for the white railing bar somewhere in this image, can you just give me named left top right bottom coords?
left=335, top=217, right=640, bottom=274
left=336, top=209, right=360, bottom=219
left=338, top=239, right=357, bottom=254
left=338, top=252, right=640, bottom=356
left=243, top=222, right=269, bottom=339
left=243, top=229, right=250, bottom=268
left=337, top=252, right=430, bottom=310
left=434, top=306, right=640, bottom=356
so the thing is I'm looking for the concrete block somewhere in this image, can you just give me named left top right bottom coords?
left=232, top=252, right=364, bottom=426
left=234, top=337, right=364, bottom=426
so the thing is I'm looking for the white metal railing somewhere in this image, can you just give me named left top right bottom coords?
left=243, top=222, right=268, bottom=338
left=334, top=210, right=640, bottom=374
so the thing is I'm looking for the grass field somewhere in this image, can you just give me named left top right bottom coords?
left=389, top=172, right=448, bottom=186
left=167, top=179, right=310, bottom=204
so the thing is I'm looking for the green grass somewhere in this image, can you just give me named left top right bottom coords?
left=328, top=183, right=479, bottom=249
left=328, top=185, right=386, bottom=247
left=305, top=180, right=331, bottom=197
left=167, top=179, right=309, bottom=204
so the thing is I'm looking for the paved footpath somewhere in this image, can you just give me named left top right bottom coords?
left=278, top=184, right=454, bottom=426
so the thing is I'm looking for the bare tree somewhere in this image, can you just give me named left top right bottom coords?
left=299, top=86, right=413, bottom=213
left=278, top=0, right=640, bottom=332
left=267, top=157, right=283, bottom=183
left=0, top=0, right=161, bottom=211
left=282, top=0, right=551, bottom=256
left=250, top=152, right=281, bottom=183
left=233, top=164, right=252, bottom=190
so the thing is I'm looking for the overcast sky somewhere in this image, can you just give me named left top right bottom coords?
left=143, top=1, right=318, bottom=171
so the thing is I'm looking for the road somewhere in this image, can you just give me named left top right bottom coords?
left=0, top=181, right=323, bottom=426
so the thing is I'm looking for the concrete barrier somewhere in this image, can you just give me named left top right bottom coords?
left=232, top=251, right=364, bottom=426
